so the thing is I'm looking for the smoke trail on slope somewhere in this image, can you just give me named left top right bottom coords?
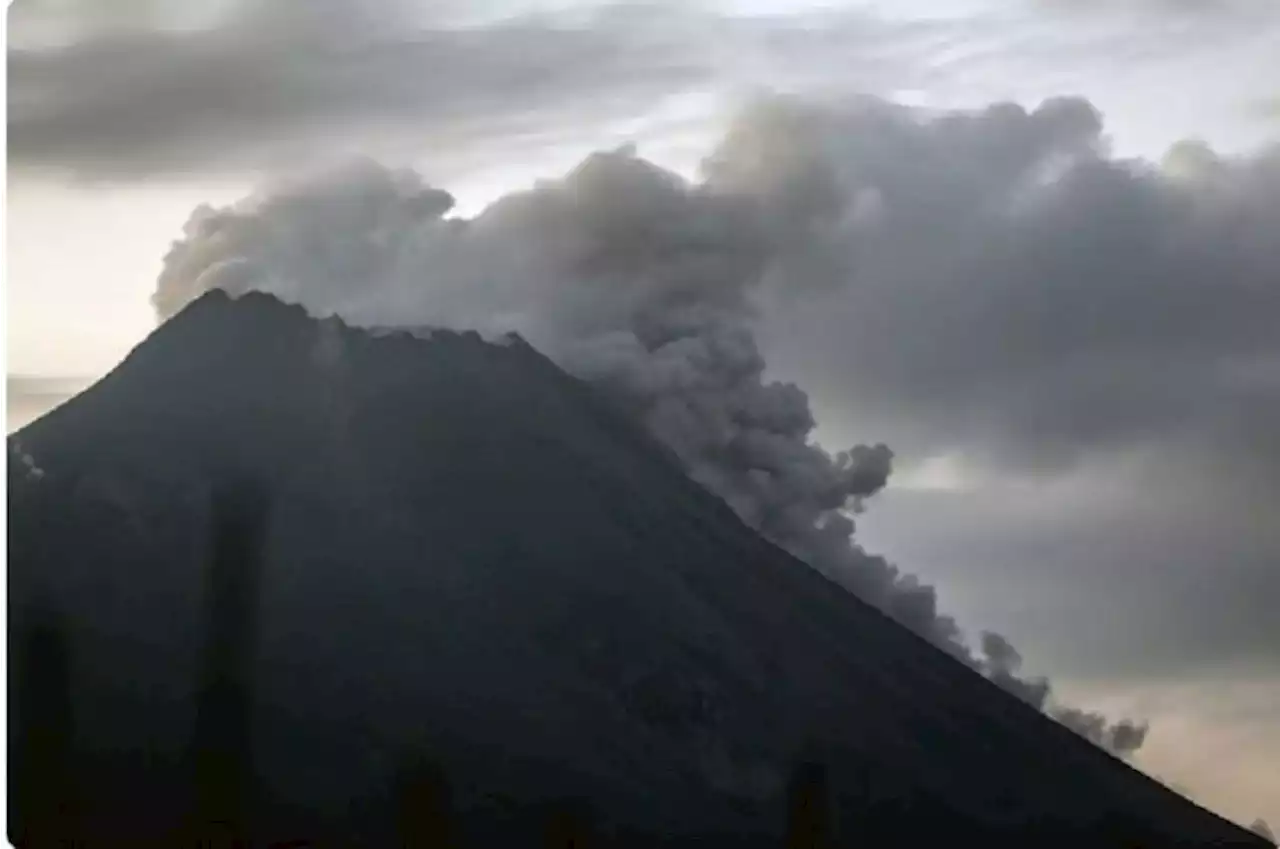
left=978, top=633, right=1148, bottom=753
left=152, top=97, right=1154, bottom=756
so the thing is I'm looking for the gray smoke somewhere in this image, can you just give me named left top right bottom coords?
left=151, top=96, right=1162, bottom=757
left=980, top=632, right=1149, bottom=752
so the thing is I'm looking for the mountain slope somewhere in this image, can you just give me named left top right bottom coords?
left=8, top=290, right=1268, bottom=847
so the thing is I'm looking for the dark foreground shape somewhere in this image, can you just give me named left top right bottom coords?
left=393, top=752, right=456, bottom=848
left=8, top=290, right=1271, bottom=848
left=10, top=601, right=82, bottom=847
left=785, top=760, right=831, bottom=849
left=186, top=479, right=270, bottom=844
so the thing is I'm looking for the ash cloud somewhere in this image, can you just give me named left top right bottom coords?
left=738, top=97, right=1280, bottom=492
left=732, top=94, right=1280, bottom=698
left=146, top=95, right=1208, bottom=758
left=981, top=631, right=1149, bottom=752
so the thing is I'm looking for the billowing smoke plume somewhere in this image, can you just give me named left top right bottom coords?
left=153, top=96, right=1156, bottom=757
left=979, top=633, right=1148, bottom=753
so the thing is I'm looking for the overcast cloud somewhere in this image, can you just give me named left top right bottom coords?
left=7, top=0, right=923, bottom=176
left=10, top=0, right=1277, bottom=177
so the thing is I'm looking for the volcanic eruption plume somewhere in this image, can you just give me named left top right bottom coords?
left=152, top=96, right=1160, bottom=756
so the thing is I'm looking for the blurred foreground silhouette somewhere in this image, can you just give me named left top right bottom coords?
left=186, top=479, right=269, bottom=845
left=9, top=478, right=847, bottom=848
left=12, top=599, right=82, bottom=847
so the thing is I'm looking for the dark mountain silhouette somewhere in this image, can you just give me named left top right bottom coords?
left=7, top=290, right=1270, bottom=848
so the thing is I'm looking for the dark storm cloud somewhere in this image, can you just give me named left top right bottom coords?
left=10, top=0, right=973, bottom=178
left=7, top=0, right=712, bottom=177
left=737, top=98, right=1280, bottom=490
left=24, top=0, right=1237, bottom=180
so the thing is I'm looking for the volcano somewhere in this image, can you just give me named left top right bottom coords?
left=7, top=290, right=1268, bottom=847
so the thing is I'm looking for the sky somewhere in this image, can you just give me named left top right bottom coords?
left=7, top=0, right=1280, bottom=833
